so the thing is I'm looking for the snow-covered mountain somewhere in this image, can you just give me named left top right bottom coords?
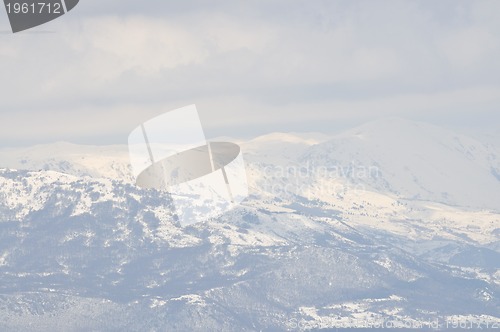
left=302, top=117, right=500, bottom=211
left=0, top=142, right=133, bottom=182
left=0, top=119, right=498, bottom=330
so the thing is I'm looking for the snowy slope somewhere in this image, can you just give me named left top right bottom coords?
left=302, top=117, right=500, bottom=211
left=241, top=132, right=330, bottom=164
left=0, top=119, right=499, bottom=330
left=0, top=168, right=498, bottom=331
left=0, top=142, right=133, bottom=182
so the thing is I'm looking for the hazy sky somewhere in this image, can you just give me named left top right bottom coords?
left=0, top=0, right=499, bottom=146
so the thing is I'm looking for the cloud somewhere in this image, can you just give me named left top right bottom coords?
left=437, top=26, right=499, bottom=68
left=0, top=0, right=499, bottom=146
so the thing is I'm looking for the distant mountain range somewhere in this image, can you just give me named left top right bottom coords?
left=0, top=118, right=498, bottom=330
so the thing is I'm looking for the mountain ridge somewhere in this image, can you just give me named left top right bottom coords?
left=0, top=118, right=498, bottom=329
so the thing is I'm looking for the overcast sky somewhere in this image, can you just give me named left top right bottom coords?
left=0, top=0, right=499, bottom=146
